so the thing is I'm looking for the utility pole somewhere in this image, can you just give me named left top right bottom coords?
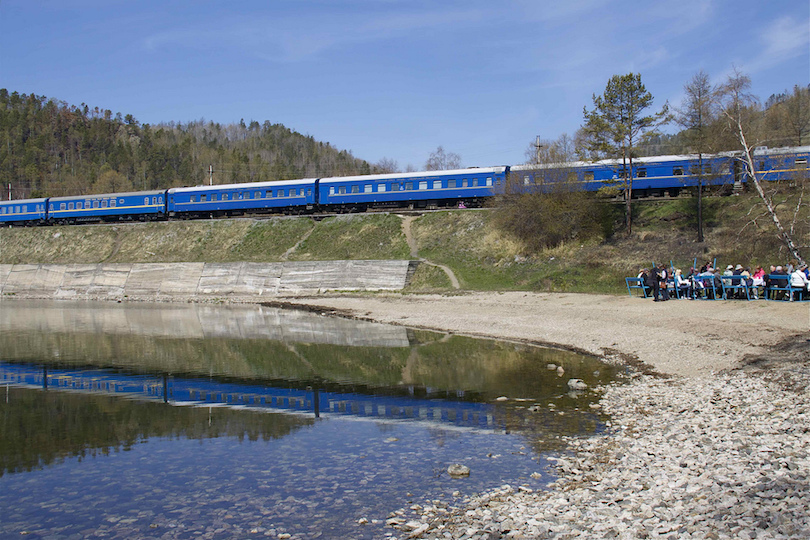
left=209, top=165, right=213, bottom=186
left=534, top=136, right=545, bottom=164
left=7, top=183, right=11, bottom=201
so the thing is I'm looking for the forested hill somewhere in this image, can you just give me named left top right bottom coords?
left=0, top=89, right=374, bottom=199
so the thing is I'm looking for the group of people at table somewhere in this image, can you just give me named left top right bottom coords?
left=636, top=261, right=809, bottom=301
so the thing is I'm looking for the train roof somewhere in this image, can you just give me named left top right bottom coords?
left=0, top=197, right=48, bottom=205
left=511, top=146, right=810, bottom=172
left=318, top=166, right=507, bottom=184
left=168, top=178, right=317, bottom=194
left=49, top=189, right=167, bottom=202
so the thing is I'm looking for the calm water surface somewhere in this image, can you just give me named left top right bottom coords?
left=0, top=300, right=619, bottom=539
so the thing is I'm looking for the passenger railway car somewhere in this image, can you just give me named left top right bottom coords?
left=0, top=197, right=48, bottom=225
left=48, top=190, right=168, bottom=224
left=318, top=167, right=508, bottom=210
left=511, top=146, right=810, bottom=198
left=168, top=178, right=317, bottom=218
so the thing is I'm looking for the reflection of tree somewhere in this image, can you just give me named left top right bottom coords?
left=0, top=387, right=313, bottom=477
left=0, top=332, right=617, bottom=402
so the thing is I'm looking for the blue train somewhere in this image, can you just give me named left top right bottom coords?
left=1, top=146, right=808, bottom=226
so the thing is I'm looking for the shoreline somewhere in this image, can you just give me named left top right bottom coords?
left=268, top=292, right=809, bottom=539
left=273, top=291, right=808, bottom=378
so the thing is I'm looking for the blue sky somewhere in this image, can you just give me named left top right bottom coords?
left=1, top=1, right=807, bottom=173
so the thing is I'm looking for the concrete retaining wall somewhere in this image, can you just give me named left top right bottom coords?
left=0, top=260, right=416, bottom=298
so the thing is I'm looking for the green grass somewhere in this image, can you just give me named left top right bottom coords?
left=0, top=190, right=804, bottom=295
left=288, top=214, right=410, bottom=261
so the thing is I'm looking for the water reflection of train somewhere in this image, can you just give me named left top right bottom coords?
left=1, top=362, right=515, bottom=431
left=2, top=146, right=807, bottom=225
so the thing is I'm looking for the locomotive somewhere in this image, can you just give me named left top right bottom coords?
left=1, top=146, right=808, bottom=226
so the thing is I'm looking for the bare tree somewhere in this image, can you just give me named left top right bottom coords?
left=780, top=85, right=810, bottom=146
left=675, top=70, right=717, bottom=242
left=425, top=146, right=461, bottom=171
left=373, top=157, right=399, bottom=174
left=718, top=69, right=806, bottom=266
left=497, top=134, right=604, bottom=251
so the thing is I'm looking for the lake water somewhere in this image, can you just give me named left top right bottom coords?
left=0, top=300, right=618, bottom=539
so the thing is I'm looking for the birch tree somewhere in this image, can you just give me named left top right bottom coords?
left=718, top=69, right=806, bottom=266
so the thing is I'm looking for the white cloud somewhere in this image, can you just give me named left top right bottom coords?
left=750, top=16, right=810, bottom=71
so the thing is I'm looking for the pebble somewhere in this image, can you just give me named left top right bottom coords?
left=391, top=361, right=810, bottom=539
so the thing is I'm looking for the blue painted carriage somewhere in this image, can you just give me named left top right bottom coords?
left=0, top=198, right=48, bottom=226
left=318, top=167, right=508, bottom=210
left=47, top=190, right=167, bottom=224
left=167, top=179, right=317, bottom=217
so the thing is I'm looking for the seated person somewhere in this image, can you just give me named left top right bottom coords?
left=790, top=265, right=810, bottom=300
left=674, top=269, right=691, bottom=298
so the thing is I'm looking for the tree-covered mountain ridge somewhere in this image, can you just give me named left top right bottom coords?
left=0, top=89, right=377, bottom=200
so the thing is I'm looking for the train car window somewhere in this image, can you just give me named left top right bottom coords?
left=329, top=187, right=335, bottom=195
left=523, top=176, right=530, bottom=185
left=704, top=165, right=712, bottom=174
left=486, top=177, right=493, bottom=186
left=307, top=188, right=312, bottom=196
left=213, top=194, right=219, bottom=201
left=255, top=191, right=261, bottom=199
left=584, top=171, right=595, bottom=181
left=238, top=193, right=244, bottom=200
left=101, top=200, right=107, bottom=208
left=462, top=179, right=468, bottom=187
left=338, top=186, right=346, bottom=195
left=68, top=203, right=74, bottom=210
left=392, top=183, right=400, bottom=191
left=448, top=180, right=456, bottom=188
left=364, top=184, right=372, bottom=193
left=758, top=161, right=765, bottom=170
left=60, top=203, right=66, bottom=210
left=405, top=182, right=413, bottom=190
left=377, top=184, right=386, bottom=192
left=222, top=194, right=229, bottom=200
left=190, top=196, right=196, bottom=203
left=637, top=168, right=647, bottom=178
left=110, top=199, right=116, bottom=207
left=796, top=158, right=808, bottom=169
left=152, top=197, right=157, bottom=205
left=201, top=195, right=207, bottom=202
left=77, top=202, right=82, bottom=209
left=419, top=181, right=427, bottom=190
left=673, top=167, right=684, bottom=176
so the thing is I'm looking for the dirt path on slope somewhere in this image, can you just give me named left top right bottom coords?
left=400, top=215, right=460, bottom=289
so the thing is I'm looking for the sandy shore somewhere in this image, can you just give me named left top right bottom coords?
left=278, top=291, right=809, bottom=378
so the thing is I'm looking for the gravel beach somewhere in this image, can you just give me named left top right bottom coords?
left=279, top=292, right=810, bottom=539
